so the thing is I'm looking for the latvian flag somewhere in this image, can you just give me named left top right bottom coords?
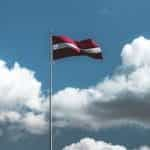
left=52, top=35, right=103, bottom=60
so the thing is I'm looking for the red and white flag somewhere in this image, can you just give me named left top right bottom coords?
left=52, top=35, right=103, bottom=60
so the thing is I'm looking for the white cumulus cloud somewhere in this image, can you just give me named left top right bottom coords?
left=121, top=36, right=150, bottom=67
left=53, top=36, right=150, bottom=129
left=63, top=138, right=150, bottom=150
left=137, top=146, right=150, bottom=150
left=0, top=60, right=49, bottom=135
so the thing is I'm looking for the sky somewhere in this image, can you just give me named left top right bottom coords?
left=1, top=0, right=150, bottom=150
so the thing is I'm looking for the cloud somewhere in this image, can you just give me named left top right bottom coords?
left=121, top=36, right=150, bottom=67
left=53, top=36, right=150, bottom=129
left=0, top=60, right=49, bottom=135
left=21, top=112, right=48, bottom=134
left=62, top=138, right=150, bottom=150
left=138, top=146, right=150, bottom=150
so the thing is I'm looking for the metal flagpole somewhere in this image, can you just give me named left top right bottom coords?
left=49, top=32, right=53, bottom=150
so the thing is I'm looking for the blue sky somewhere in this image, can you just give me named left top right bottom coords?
left=1, top=0, right=150, bottom=150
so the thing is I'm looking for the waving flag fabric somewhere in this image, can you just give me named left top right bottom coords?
left=52, top=35, right=103, bottom=60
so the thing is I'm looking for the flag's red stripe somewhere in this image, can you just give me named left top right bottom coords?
left=76, top=39, right=99, bottom=49
left=53, top=48, right=79, bottom=59
left=79, top=51, right=103, bottom=59
left=52, top=36, right=99, bottom=49
left=52, top=36, right=77, bottom=45
left=53, top=49, right=103, bottom=60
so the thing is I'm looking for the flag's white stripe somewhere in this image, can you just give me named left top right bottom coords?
left=81, top=47, right=101, bottom=54
left=53, top=43, right=79, bottom=50
left=53, top=43, right=101, bottom=54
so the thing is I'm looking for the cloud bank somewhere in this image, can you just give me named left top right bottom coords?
left=0, top=60, right=49, bottom=135
left=63, top=138, right=150, bottom=150
left=53, top=36, right=150, bottom=129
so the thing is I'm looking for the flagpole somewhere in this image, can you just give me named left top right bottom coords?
left=49, top=32, right=53, bottom=150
